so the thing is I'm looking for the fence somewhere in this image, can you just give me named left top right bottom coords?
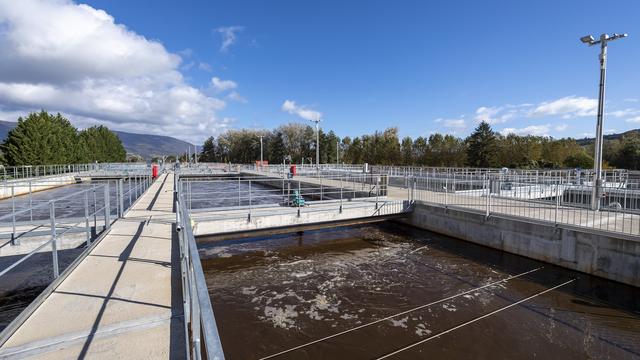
left=410, top=176, right=640, bottom=237
left=175, top=185, right=225, bottom=360
left=178, top=173, right=390, bottom=212
left=0, top=175, right=153, bottom=278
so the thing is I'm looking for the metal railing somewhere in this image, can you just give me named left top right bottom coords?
left=410, top=175, right=640, bottom=237
left=175, top=182, right=225, bottom=360
left=179, top=173, right=390, bottom=212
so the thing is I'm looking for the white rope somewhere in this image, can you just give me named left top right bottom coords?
left=375, top=278, right=576, bottom=360
left=258, top=266, right=543, bottom=360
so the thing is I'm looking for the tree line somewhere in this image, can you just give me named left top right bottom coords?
left=0, top=111, right=127, bottom=166
left=198, top=121, right=640, bottom=170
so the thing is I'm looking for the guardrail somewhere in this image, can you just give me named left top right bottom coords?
left=179, top=173, right=390, bottom=212
left=410, top=176, right=640, bottom=237
left=175, top=182, right=225, bottom=360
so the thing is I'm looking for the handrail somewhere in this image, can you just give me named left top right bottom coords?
left=176, top=191, right=225, bottom=360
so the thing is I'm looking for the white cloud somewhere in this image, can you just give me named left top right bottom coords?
left=0, top=0, right=230, bottom=143
left=215, top=26, right=243, bottom=53
left=227, top=91, right=247, bottom=103
left=624, top=98, right=639, bottom=103
left=211, top=77, right=238, bottom=92
left=198, top=62, right=212, bottom=72
left=436, top=118, right=466, bottom=130
left=531, top=96, right=597, bottom=118
left=609, top=108, right=640, bottom=118
left=626, top=116, right=640, bottom=123
left=554, top=124, right=568, bottom=131
left=474, top=106, right=514, bottom=124
left=501, top=124, right=551, bottom=137
left=281, top=100, right=322, bottom=121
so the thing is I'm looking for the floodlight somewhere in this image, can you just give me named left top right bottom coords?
left=580, top=35, right=595, bottom=44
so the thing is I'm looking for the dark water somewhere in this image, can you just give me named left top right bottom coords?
left=0, top=247, right=84, bottom=330
left=185, top=179, right=286, bottom=210
left=0, top=180, right=136, bottom=221
left=200, top=223, right=640, bottom=360
left=0, top=179, right=146, bottom=330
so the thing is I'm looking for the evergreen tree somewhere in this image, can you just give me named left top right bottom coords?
left=466, top=121, right=499, bottom=167
left=79, top=125, right=126, bottom=162
left=200, top=136, right=217, bottom=162
left=1, top=111, right=85, bottom=165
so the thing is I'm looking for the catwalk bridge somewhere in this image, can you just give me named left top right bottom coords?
left=0, top=163, right=638, bottom=358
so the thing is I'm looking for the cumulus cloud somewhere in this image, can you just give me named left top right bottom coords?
left=531, top=96, right=597, bottom=118
left=501, top=124, right=551, bottom=137
left=435, top=118, right=466, bottom=130
left=211, top=77, right=238, bottom=92
left=215, top=26, right=243, bottom=53
left=626, top=116, right=640, bottom=123
left=474, top=106, right=519, bottom=124
left=554, top=124, right=568, bottom=131
left=281, top=100, right=322, bottom=121
left=226, top=91, right=247, bottom=103
left=0, top=0, right=232, bottom=143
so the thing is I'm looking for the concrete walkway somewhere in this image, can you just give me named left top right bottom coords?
left=0, top=173, right=184, bottom=359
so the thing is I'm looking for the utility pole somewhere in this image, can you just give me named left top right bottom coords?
left=259, top=135, right=264, bottom=165
left=580, top=33, right=627, bottom=210
left=308, top=119, right=321, bottom=169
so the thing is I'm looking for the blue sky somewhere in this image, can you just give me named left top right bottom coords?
left=0, top=0, right=639, bottom=143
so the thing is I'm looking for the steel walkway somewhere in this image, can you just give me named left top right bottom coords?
left=0, top=173, right=184, bottom=359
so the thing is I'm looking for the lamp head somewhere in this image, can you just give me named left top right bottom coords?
left=580, top=35, right=596, bottom=45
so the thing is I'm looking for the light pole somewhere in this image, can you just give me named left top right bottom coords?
left=336, top=140, right=339, bottom=165
left=308, top=119, right=321, bottom=169
left=258, top=135, right=264, bottom=165
left=580, top=33, right=627, bottom=210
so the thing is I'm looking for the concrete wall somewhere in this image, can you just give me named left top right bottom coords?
left=193, top=201, right=408, bottom=236
left=403, top=201, right=640, bottom=287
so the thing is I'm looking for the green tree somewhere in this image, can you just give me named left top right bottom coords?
left=79, top=125, right=126, bottom=162
left=200, top=136, right=217, bottom=162
left=401, top=136, right=414, bottom=165
left=466, top=121, right=499, bottom=167
left=564, top=151, right=594, bottom=169
left=1, top=111, right=86, bottom=165
left=615, top=133, right=640, bottom=170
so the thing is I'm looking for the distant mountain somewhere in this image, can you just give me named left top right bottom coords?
left=0, top=120, right=194, bottom=160
left=576, top=129, right=640, bottom=146
left=113, top=130, right=194, bottom=160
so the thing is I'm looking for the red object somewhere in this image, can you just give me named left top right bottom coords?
left=152, top=164, right=159, bottom=179
left=290, top=165, right=296, bottom=176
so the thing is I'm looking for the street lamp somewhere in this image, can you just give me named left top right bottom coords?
left=581, top=32, right=628, bottom=211
left=308, top=119, right=321, bottom=169
left=258, top=135, right=264, bottom=166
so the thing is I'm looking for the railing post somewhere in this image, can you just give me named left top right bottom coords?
left=340, top=177, right=343, bottom=213
left=118, top=178, right=124, bottom=217
left=49, top=201, right=59, bottom=279
left=104, top=182, right=111, bottom=230
left=485, top=178, right=491, bottom=218
left=29, top=180, right=33, bottom=222
left=298, top=180, right=301, bottom=217
left=376, top=176, right=379, bottom=209
left=445, top=178, right=448, bottom=208
left=84, top=191, right=91, bottom=246
left=248, top=180, right=252, bottom=222
left=11, top=186, right=18, bottom=246
left=555, top=182, right=560, bottom=224
left=93, top=185, right=98, bottom=232
left=128, top=177, right=132, bottom=207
